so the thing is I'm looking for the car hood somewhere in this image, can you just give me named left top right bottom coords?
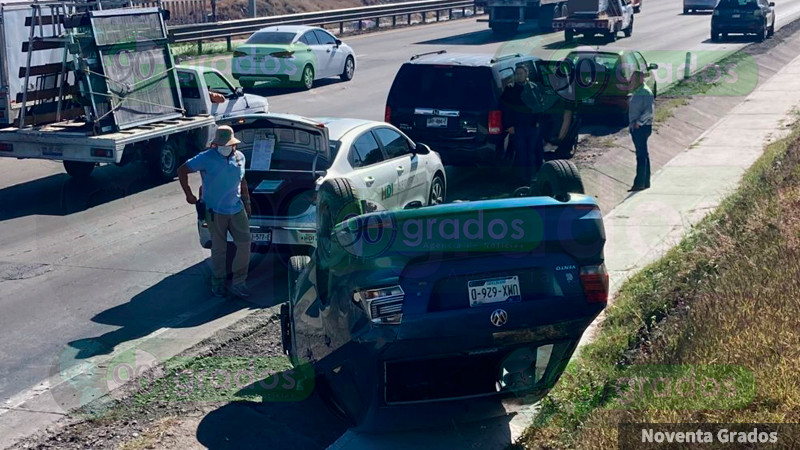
left=243, top=93, right=269, bottom=112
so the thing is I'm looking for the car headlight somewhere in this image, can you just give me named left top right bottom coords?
left=353, top=285, right=404, bottom=324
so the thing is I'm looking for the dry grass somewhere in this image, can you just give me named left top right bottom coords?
left=517, top=119, right=800, bottom=449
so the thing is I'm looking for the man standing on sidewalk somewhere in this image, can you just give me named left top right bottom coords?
left=178, top=126, right=252, bottom=298
left=628, top=71, right=655, bottom=192
left=500, top=65, right=545, bottom=184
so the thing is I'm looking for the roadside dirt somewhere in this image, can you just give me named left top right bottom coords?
left=10, top=16, right=800, bottom=450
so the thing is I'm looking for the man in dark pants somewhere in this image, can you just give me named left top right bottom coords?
left=628, top=71, right=655, bottom=191
left=500, top=65, right=545, bottom=184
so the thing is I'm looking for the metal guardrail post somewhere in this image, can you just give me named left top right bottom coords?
left=226, top=36, right=231, bottom=51
left=197, top=39, right=202, bottom=53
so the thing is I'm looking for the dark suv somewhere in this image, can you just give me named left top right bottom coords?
left=385, top=51, right=581, bottom=166
left=711, top=0, right=775, bottom=41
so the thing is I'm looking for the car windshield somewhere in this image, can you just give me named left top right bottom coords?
left=245, top=31, right=296, bottom=45
left=717, top=0, right=758, bottom=7
left=388, top=65, right=495, bottom=110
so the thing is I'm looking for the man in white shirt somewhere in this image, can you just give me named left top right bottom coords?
left=628, top=71, right=654, bottom=192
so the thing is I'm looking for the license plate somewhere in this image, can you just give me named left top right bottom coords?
left=251, top=232, right=271, bottom=243
left=732, top=13, right=740, bottom=17
left=468, top=276, right=521, bottom=307
left=427, top=117, right=448, bottom=128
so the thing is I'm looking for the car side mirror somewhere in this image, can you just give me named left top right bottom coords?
left=769, top=2, right=774, bottom=5
left=335, top=39, right=342, bottom=46
left=414, top=143, right=431, bottom=155
left=648, top=63, right=658, bottom=70
left=235, top=87, right=244, bottom=97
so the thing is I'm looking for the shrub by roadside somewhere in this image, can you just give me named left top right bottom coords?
left=517, top=118, right=800, bottom=449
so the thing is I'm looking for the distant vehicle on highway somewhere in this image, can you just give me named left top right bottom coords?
left=564, top=48, right=658, bottom=125
left=385, top=51, right=582, bottom=165
left=479, top=0, right=570, bottom=34
left=683, top=0, right=716, bottom=13
left=281, top=160, right=607, bottom=431
left=711, top=0, right=775, bottom=41
left=553, top=0, right=635, bottom=41
left=196, top=115, right=445, bottom=258
left=231, top=25, right=356, bottom=90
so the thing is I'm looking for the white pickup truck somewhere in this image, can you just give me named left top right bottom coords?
left=0, top=1, right=268, bottom=181
left=0, top=65, right=268, bottom=181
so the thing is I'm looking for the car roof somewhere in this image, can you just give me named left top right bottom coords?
left=218, top=113, right=325, bottom=129
left=254, top=25, right=320, bottom=35
left=567, top=48, right=627, bottom=57
left=405, top=52, right=539, bottom=67
left=312, top=117, right=376, bottom=141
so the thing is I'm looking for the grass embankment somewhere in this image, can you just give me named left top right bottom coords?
left=517, top=119, right=800, bottom=449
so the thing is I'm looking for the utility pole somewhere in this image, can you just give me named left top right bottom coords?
left=248, top=0, right=256, bottom=17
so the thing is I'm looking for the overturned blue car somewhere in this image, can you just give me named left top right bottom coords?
left=280, top=160, right=607, bottom=432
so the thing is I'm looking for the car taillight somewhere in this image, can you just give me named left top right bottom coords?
left=384, top=106, right=391, bottom=123
left=354, top=285, right=404, bottom=324
left=488, top=110, right=502, bottom=135
left=233, top=51, right=247, bottom=57
left=270, top=51, right=294, bottom=58
left=91, top=148, right=112, bottom=158
left=0, top=143, right=12, bottom=152
left=580, top=264, right=609, bottom=303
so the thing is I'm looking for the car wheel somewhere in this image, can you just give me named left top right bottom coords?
left=316, top=178, right=362, bottom=276
left=757, top=25, right=767, bottom=41
left=711, top=29, right=720, bottom=41
left=340, top=56, right=355, bottom=82
left=301, top=65, right=315, bottom=90
left=607, top=30, right=618, bottom=42
left=428, top=174, right=445, bottom=205
left=148, top=140, right=181, bottom=181
left=239, top=79, right=254, bottom=89
left=63, top=160, right=95, bottom=179
left=533, top=160, right=585, bottom=202
left=768, top=20, right=775, bottom=36
left=624, top=16, right=633, bottom=37
left=287, top=255, right=311, bottom=302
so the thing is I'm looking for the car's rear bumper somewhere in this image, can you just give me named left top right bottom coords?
left=403, top=136, right=502, bottom=166
left=712, top=19, right=765, bottom=32
left=196, top=218, right=316, bottom=253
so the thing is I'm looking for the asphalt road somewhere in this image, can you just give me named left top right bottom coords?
left=3, top=0, right=800, bottom=437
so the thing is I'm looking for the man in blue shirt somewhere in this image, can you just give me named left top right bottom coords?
left=628, top=71, right=655, bottom=192
left=178, top=126, right=252, bottom=298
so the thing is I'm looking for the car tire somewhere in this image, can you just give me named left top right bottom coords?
left=239, top=79, right=255, bottom=89
left=624, top=16, right=633, bottom=37
left=428, top=174, right=446, bottom=205
left=684, top=7, right=690, bottom=13
left=340, top=56, right=355, bottom=82
left=316, top=178, right=362, bottom=301
left=148, top=140, right=181, bottom=181
left=287, top=255, right=311, bottom=302
left=607, top=30, right=617, bottom=42
left=301, top=65, right=315, bottom=90
left=768, top=20, right=775, bottom=36
left=533, top=160, right=585, bottom=202
left=63, top=160, right=95, bottom=179
left=711, top=29, right=720, bottom=42
left=757, top=25, right=767, bottom=41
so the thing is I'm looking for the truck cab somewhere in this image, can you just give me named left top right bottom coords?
left=176, top=65, right=269, bottom=120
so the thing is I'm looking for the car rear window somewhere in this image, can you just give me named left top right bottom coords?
left=716, top=0, right=758, bottom=7
left=388, top=64, right=496, bottom=110
left=245, top=31, right=296, bottom=45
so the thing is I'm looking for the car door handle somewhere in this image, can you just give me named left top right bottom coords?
left=364, top=176, right=375, bottom=186
left=326, top=48, right=332, bottom=53
left=396, top=166, right=405, bottom=174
